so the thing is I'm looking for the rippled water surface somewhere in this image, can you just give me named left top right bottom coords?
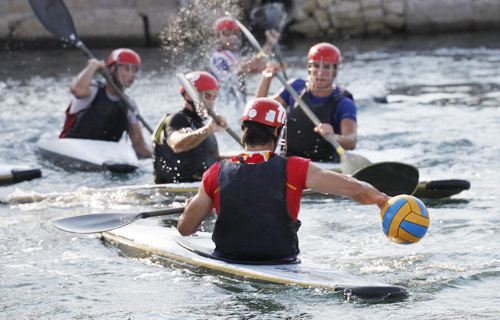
left=1, top=32, right=500, bottom=319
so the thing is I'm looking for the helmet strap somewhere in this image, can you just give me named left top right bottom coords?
left=276, top=125, right=287, bottom=156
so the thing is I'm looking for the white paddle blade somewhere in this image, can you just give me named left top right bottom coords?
left=340, top=152, right=371, bottom=175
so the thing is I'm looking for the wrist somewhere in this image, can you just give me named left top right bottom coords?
left=262, top=43, right=273, bottom=54
left=202, top=125, right=213, bottom=136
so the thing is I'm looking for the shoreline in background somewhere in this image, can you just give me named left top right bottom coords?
left=2, top=0, right=500, bottom=50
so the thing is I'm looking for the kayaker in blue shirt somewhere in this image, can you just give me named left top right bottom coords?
left=256, top=42, right=357, bottom=163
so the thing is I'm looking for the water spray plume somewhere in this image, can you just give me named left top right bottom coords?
left=159, top=0, right=245, bottom=71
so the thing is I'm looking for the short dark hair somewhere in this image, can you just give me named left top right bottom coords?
left=241, top=121, right=282, bottom=147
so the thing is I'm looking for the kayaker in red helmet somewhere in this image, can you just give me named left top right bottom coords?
left=177, top=97, right=388, bottom=263
left=209, top=16, right=280, bottom=107
left=256, top=42, right=357, bottom=163
left=59, top=48, right=152, bottom=157
left=152, top=71, right=231, bottom=184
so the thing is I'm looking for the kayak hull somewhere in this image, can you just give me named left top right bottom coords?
left=102, top=223, right=408, bottom=301
left=37, top=135, right=139, bottom=173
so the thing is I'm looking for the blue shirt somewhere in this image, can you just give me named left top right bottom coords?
left=278, top=78, right=357, bottom=134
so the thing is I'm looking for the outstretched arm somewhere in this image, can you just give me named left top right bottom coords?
left=305, top=163, right=389, bottom=209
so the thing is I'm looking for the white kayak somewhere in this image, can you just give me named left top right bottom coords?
left=0, top=163, right=42, bottom=185
left=37, top=134, right=139, bottom=173
left=102, top=221, right=408, bottom=301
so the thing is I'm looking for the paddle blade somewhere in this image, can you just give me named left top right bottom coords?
left=340, top=151, right=371, bottom=175
left=352, top=162, right=419, bottom=196
left=51, top=213, right=140, bottom=234
left=29, top=0, right=78, bottom=43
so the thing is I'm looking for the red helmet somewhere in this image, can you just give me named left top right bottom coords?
left=106, top=48, right=141, bottom=67
left=180, top=71, right=219, bottom=94
left=308, top=42, right=340, bottom=64
left=241, top=98, right=287, bottom=127
left=213, top=17, right=240, bottom=32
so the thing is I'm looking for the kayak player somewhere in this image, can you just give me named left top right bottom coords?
left=59, top=48, right=152, bottom=157
left=177, top=98, right=388, bottom=263
left=208, top=16, right=280, bottom=107
left=256, top=42, right=357, bottom=163
left=153, top=71, right=231, bottom=184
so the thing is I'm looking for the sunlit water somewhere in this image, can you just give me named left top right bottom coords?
left=1, top=32, right=500, bottom=319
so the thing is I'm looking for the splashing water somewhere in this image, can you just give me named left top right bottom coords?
left=159, top=0, right=245, bottom=71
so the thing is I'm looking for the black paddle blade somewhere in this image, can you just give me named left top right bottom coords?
left=51, top=213, right=139, bottom=234
left=413, top=179, right=470, bottom=199
left=29, top=0, right=78, bottom=43
left=352, top=162, right=419, bottom=197
left=103, top=162, right=138, bottom=174
left=335, top=284, right=409, bottom=301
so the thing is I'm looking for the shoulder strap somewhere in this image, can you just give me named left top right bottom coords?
left=152, top=114, right=170, bottom=144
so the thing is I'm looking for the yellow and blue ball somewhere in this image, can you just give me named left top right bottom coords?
left=380, top=195, right=429, bottom=244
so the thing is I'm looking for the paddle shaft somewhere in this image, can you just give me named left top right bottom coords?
left=29, top=0, right=153, bottom=133
left=272, top=43, right=288, bottom=80
left=176, top=73, right=243, bottom=147
left=140, top=207, right=185, bottom=219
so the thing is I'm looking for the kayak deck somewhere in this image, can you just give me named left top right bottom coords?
left=102, top=223, right=408, bottom=301
left=37, top=135, right=138, bottom=173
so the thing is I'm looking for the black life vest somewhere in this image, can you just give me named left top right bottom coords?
left=65, top=82, right=129, bottom=142
left=286, top=88, right=353, bottom=162
left=212, top=156, right=300, bottom=261
left=153, top=110, right=218, bottom=183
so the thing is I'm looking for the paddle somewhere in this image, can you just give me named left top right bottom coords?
left=235, top=19, right=372, bottom=173
left=249, top=2, right=289, bottom=79
left=234, top=19, right=419, bottom=195
left=28, top=0, right=154, bottom=134
left=176, top=73, right=244, bottom=147
left=51, top=207, right=185, bottom=234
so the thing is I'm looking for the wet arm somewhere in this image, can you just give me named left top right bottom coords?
left=167, top=117, right=226, bottom=153
left=336, top=118, right=357, bottom=150
left=314, top=118, right=357, bottom=151
left=177, top=184, right=214, bottom=236
left=305, top=163, right=388, bottom=209
left=128, top=122, right=152, bottom=158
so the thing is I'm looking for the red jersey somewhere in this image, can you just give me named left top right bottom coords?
left=202, top=151, right=310, bottom=221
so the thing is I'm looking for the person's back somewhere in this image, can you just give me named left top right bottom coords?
left=213, top=155, right=299, bottom=260
left=177, top=97, right=388, bottom=263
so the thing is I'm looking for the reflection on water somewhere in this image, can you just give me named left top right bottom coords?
left=1, top=31, right=500, bottom=318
